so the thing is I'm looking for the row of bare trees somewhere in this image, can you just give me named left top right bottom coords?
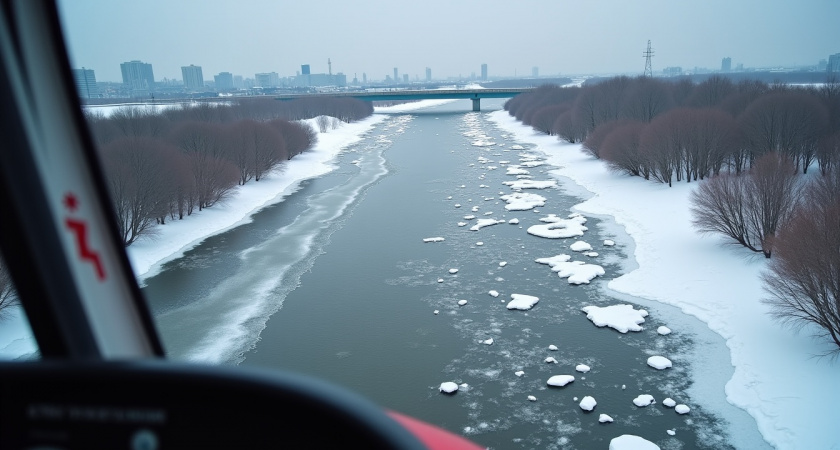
left=507, top=76, right=840, bottom=183
left=87, top=97, right=372, bottom=246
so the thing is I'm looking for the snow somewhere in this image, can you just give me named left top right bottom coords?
left=491, top=110, right=839, bottom=449
left=544, top=357, right=558, bottom=364
left=423, top=237, right=445, bottom=243
left=579, top=396, right=597, bottom=411
left=663, top=398, right=677, bottom=408
left=546, top=375, right=575, bottom=387
left=550, top=260, right=605, bottom=285
left=647, top=356, right=672, bottom=370
left=548, top=344, right=558, bottom=351
left=667, top=429, right=676, bottom=436
left=481, top=338, right=494, bottom=345
left=599, top=414, right=614, bottom=424
left=609, top=435, right=660, bottom=450
left=433, top=310, right=439, bottom=315
left=458, top=300, right=468, bottom=306
left=603, top=239, right=616, bottom=246
left=506, top=294, right=540, bottom=311
left=657, top=326, right=672, bottom=336
left=502, top=179, right=556, bottom=190
left=633, top=395, right=656, bottom=407
left=488, top=290, right=500, bottom=298
left=535, top=254, right=571, bottom=266
left=439, top=382, right=459, bottom=394
left=527, top=214, right=588, bottom=239
left=528, top=395, right=537, bottom=402
left=508, top=218, right=520, bottom=224
left=675, top=404, right=691, bottom=415
left=498, top=261, right=507, bottom=267
left=448, top=268, right=459, bottom=274
left=576, top=364, right=591, bottom=373
left=570, top=240, right=593, bottom=252
left=581, top=304, right=648, bottom=333
left=515, top=370, right=525, bottom=377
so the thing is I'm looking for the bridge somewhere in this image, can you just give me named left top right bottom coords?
left=274, top=88, right=534, bottom=111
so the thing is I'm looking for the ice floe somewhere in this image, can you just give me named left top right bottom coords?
left=548, top=344, right=558, bottom=351
left=657, top=326, right=672, bottom=335
left=482, top=338, right=494, bottom=345
left=576, top=364, right=591, bottom=373
left=609, top=435, right=660, bottom=450
left=570, top=241, right=593, bottom=252
left=515, top=370, right=525, bottom=377
left=489, top=290, right=500, bottom=297
left=470, top=219, right=505, bottom=231
left=603, top=239, right=615, bottom=246
left=423, top=237, right=445, bottom=243
left=581, top=304, right=648, bottom=333
left=503, top=179, right=556, bottom=190
left=546, top=375, right=575, bottom=387
left=500, top=192, right=546, bottom=211
left=508, top=218, right=520, bottom=224
left=506, top=294, right=540, bottom=310
left=545, top=357, right=558, bottom=364
left=675, top=404, right=691, bottom=414
left=439, top=382, right=459, bottom=394
left=458, top=300, right=468, bottom=306
left=599, top=414, right=614, bottom=424
left=579, top=396, right=597, bottom=411
left=498, top=261, right=507, bottom=267
left=528, top=395, right=537, bottom=402
left=449, top=268, right=459, bottom=274
left=647, top=356, right=672, bottom=370
left=633, top=395, right=656, bottom=407
left=527, top=214, right=587, bottom=239
left=663, top=398, right=676, bottom=408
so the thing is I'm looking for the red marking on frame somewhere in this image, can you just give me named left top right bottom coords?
left=63, top=192, right=79, bottom=212
left=65, top=218, right=106, bottom=281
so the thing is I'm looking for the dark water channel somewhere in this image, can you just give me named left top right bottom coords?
left=142, top=99, right=764, bottom=449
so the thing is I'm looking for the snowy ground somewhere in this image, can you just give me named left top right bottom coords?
left=0, top=99, right=451, bottom=359
left=488, top=110, right=839, bottom=450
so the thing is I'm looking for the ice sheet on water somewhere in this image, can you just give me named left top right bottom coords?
left=582, top=305, right=648, bottom=333
left=506, top=294, right=540, bottom=311
left=609, top=435, right=660, bottom=450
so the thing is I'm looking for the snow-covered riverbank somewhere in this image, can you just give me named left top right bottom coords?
left=488, top=110, right=839, bottom=450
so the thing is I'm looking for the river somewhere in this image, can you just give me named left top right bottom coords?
left=141, top=99, right=768, bottom=449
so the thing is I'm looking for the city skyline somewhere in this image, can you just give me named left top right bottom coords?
left=57, top=0, right=840, bottom=83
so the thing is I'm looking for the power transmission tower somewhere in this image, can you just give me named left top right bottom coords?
left=643, top=40, right=654, bottom=77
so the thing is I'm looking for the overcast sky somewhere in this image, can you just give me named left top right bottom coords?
left=58, top=0, right=840, bottom=83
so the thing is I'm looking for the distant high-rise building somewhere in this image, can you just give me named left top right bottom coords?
left=481, top=63, right=488, bottom=81
left=254, top=72, right=280, bottom=87
left=403, top=74, right=409, bottom=83
left=214, top=72, right=234, bottom=90
left=828, top=53, right=840, bottom=74
left=532, top=67, right=539, bottom=78
left=181, top=65, right=204, bottom=90
left=120, top=60, right=155, bottom=94
left=301, top=64, right=311, bottom=75
left=425, top=67, right=431, bottom=81
left=393, top=68, right=398, bottom=83
left=662, top=66, right=683, bottom=77
left=72, top=68, right=97, bottom=99
left=818, top=59, right=828, bottom=72
left=233, top=75, right=244, bottom=89
left=721, top=57, right=732, bottom=72
left=362, top=73, right=367, bottom=84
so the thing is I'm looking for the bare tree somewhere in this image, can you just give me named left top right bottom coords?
left=169, top=122, right=238, bottom=210
left=762, top=169, right=840, bottom=354
left=691, top=153, right=800, bottom=257
left=600, top=121, right=649, bottom=179
left=582, top=119, right=635, bottom=158
left=531, top=105, right=567, bottom=135
left=316, top=115, right=330, bottom=133
left=0, top=254, right=19, bottom=318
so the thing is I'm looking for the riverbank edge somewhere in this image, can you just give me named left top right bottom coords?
left=487, top=109, right=837, bottom=450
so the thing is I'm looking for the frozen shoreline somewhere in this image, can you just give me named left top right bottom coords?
left=488, top=110, right=838, bottom=450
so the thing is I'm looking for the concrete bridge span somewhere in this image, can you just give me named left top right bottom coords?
left=275, top=88, right=534, bottom=111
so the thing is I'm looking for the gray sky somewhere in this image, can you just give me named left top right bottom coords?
left=58, top=0, right=840, bottom=83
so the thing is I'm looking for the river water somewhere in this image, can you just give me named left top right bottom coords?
left=141, top=99, right=768, bottom=449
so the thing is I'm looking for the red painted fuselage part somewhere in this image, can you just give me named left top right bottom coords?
left=388, top=411, right=485, bottom=450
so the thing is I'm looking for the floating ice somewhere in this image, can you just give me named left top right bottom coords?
left=489, top=290, right=500, bottom=298
left=546, top=375, right=575, bottom=387
left=508, top=218, right=520, bottom=225
left=657, top=326, right=672, bottom=335
left=528, top=395, right=537, bottom=402
left=548, top=344, right=558, bottom=351
left=446, top=196, right=453, bottom=200
left=581, top=305, right=648, bottom=333
left=662, top=398, right=676, bottom=408
left=464, top=215, right=476, bottom=220
left=439, top=382, right=458, bottom=394
left=500, top=192, right=546, bottom=211
left=603, top=239, right=615, bottom=246
left=519, top=160, right=545, bottom=168
left=667, top=429, right=676, bottom=436
left=515, top=371, right=525, bottom=377
left=586, top=252, right=599, bottom=257
left=503, top=179, right=556, bottom=189
left=471, top=206, right=480, bottom=212
left=457, top=222, right=467, bottom=227
left=609, top=435, right=660, bottom=450
left=506, top=167, right=530, bottom=176
left=475, top=242, right=484, bottom=246
left=423, top=237, right=445, bottom=243
left=599, top=414, right=614, bottom=423
left=535, top=254, right=571, bottom=266
left=675, top=405, right=690, bottom=414
left=437, top=278, right=444, bottom=283
left=576, top=364, right=591, bottom=373
left=470, top=218, right=505, bottom=231
left=458, top=300, right=468, bottom=306
left=647, top=356, right=672, bottom=370
left=510, top=144, right=525, bottom=150
left=454, top=204, right=462, bottom=208
left=579, top=396, right=597, bottom=411
left=633, top=395, right=656, bottom=407
left=552, top=261, right=606, bottom=284
left=482, top=338, right=494, bottom=345
left=545, top=357, right=558, bottom=364
left=527, top=214, right=587, bottom=239
left=570, top=241, right=593, bottom=252
left=449, top=268, right=459, bottom=274
left=433, top=310, right=439, bottom=315
left=499, top=261, right=507, bottom=267
left=506, top=294, right=540, bottom=311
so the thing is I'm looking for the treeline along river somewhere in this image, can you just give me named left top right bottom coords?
left=141, top=99, right=768, bottom=449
